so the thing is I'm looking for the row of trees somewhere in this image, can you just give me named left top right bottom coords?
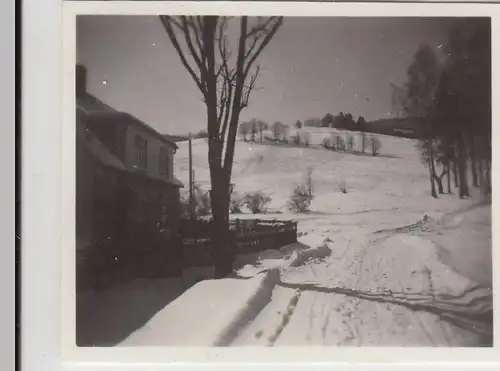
left=322, top=132, right=381, bottom=156
left=240, top=113, right=369, bottom=142
left=239, top=120, right=305, bottom=143
left=400, top=18, right=491, bottom=199
left=316, top=113, right=368, bottom=132
left=239, top=119, right=269, bottom=142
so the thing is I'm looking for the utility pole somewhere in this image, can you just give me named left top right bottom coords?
left=188, top=134, right=194, bottom=220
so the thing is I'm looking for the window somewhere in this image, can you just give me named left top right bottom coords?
left=134, top=135, right=148, bottom=169
left=159, top=147, right=169, bottom=177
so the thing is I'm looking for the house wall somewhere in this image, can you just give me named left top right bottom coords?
left=124, top=123, right=176, bottom=182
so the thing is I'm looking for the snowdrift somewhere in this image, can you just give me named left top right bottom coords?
left=233, top=239, right=330, bottom=278
left=118, top=268, right=281, bottom=346
left=288, top=243, right=332, bottom=267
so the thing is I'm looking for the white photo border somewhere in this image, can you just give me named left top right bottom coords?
left=24, top=1, right=500, bottom=370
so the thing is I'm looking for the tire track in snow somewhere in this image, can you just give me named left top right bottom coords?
left=321, top=302, right=333, bottom=343
left=266, top=289, right=301, bottom=346
left=277, top=281, right=493, bottom=338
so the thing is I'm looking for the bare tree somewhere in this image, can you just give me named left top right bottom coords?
left=357, top=116, right=367, bottom=153
left=271, top=121, right=285, bottom=140
left=160, top=16, right=283, bottom=277
left=250, top=118, right=258, bottom=142
left=257, top=120, right=269, bottom=143
left=239, top=122, right=250, bottom=141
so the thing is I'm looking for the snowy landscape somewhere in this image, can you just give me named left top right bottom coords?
left=76, top=15, right=492, bottom=349
left=79, top=129, right=492, bottom=347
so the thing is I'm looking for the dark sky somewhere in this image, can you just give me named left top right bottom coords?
left=77, top=16, right=453, bottom=135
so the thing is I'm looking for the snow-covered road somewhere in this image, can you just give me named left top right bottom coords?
left=231, top=205, right=493, bottom=347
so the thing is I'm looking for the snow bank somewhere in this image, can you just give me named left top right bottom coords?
left=118, top=268, right=281, bottom=347
left=288, top=243, right=332, bottom=267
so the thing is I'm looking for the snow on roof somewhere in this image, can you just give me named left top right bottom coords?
left=76, top=92, right=178, bottom=149
left=77, top=112, right=184, bottom=188
left=76, top=114, right=126, bottom=171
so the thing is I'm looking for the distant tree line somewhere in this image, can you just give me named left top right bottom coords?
left=164, top=129, right=209, bottom=143
left=399, top=18, right=491, bottom=199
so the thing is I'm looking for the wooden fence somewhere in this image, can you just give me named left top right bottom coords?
left=180, top=218, right=298, bottom=267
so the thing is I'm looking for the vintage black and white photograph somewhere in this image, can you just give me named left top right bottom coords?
left=73, top=12, right=493, bottom=348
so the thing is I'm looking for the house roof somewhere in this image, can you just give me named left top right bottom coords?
left=76, top=113, right=127, bottom=171
left=76, top=92, right=178, bottom=150
left=77, top=117, right=184, bottom=188
left=77, top=109, right=184, bottom=188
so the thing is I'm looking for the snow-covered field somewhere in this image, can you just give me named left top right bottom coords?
left=83, top=128, right=493, bottom=347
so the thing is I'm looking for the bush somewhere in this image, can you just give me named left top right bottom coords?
left=242, top=191, right=272, bottom=214
left=193, top=185, right=211, bottom=216
left=290, top=134, right=301, bottom=146
left=288, top=169, right=314, bottom=213
left=322, top=137, right=331, bottom=149
left=288, top=185, right=313, bottom=213
left=230, top=192, right=244, bottom=214
left=180, top=185, right=211, bottom=218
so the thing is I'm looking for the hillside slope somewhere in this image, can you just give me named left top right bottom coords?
left=174, top=130, right=477, bottom=217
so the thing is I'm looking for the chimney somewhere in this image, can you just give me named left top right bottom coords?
left=76, top=65, right=87, bottom=96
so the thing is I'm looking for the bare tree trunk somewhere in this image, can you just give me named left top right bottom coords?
left=468, top=135, right=479, bottom=187
left=259, top=129, right=263, bottom=143
left=452, top=161, right=458, bottom=188
left=210, top=177, right=234, bottom=278
left=428, top=159, right=437, bottom=198
left=456, top=135, right=470, bottom=198
left=446, top=162, right=452, bottom=194
left=160, top=15, right=283, bottom=277
left=478, top=155, right=484, bottom=187
left=485, top=158, right=491, bottom=196
left=430, top=158, right=444, bottom=194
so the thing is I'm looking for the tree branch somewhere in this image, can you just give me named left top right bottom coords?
left=241, top=65, right=260, bottom=109
left=243, top=17, right=283, bottom=79
left=180, top=16, right=207, bottom=81
left=159, top=16, right=207, bottom=95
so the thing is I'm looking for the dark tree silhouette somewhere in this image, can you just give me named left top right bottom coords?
left=257, top=120, right=269, bottom=143
left=402, top=19, right=491, bottom=199
left=321, top=113, right=334, bottom=127
left=295, top=120, right=303, bottom=129
left=160, top=16, right=283, bottom=277
left=271, top=121, right=285, bottom=140
left=402, top=44, right=442, bottom=198
left=250, top=119, right=258, bottom=142
left=433, top=19, right=491, bottom=198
